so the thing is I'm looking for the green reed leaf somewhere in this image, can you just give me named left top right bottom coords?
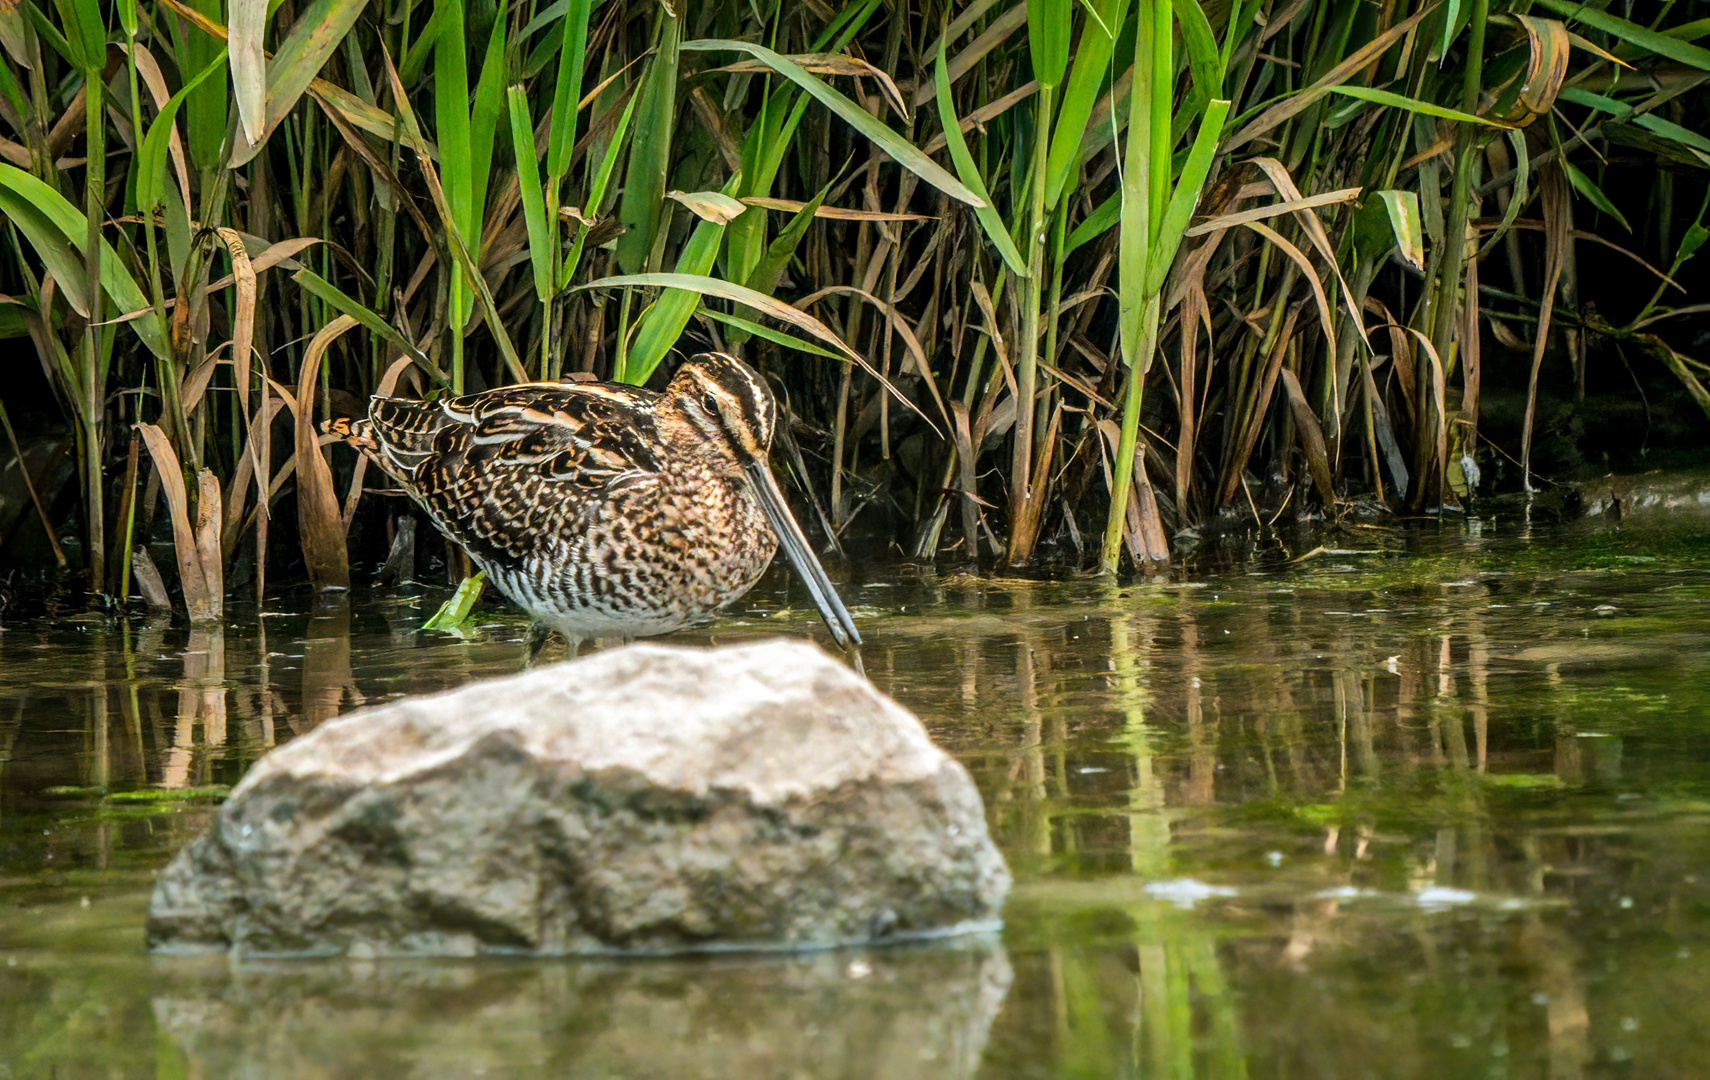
left=229, top=0, right=267, bottom=144
left=1044, top=0, right=1131, bottom=209
left=508, top=87, right=553, bottom=303
left=742, top=183, right=827, bottom=301
left=1065, top=191, right=1119, bottom=255
left=0, top=164, right=168, bottom=360
left=694, top=308, right=847, bottom=362
left=50, top=0, right=103, bottom=71
left=618, top=213, right=727, bottom=385
left=1534, top=0, right=1710, bottom=70
left=546, top=0, right=592, bottom=180
left=422, top=572, right=485, bottom=630
left=292, top=267, right=450, bottom=385
left=1145, top=98, right=1230, bottom=297
left=934, top=45, right=1029, bottom=277
left=1560, top=157, right=1631, bottom=232
left=229, top=0, right=368, bottom=165
left=137, top=50, right=228, bottom=213
left=1325, top=84, right=1513, bottom=127
left=1028, top=0, right=1072, bottom=90
left=559, top=86, right=640, bottom=290
left=469, top=0, right=509, bottom=230
left=683, top=38, right=985, bottom=208
left=616, top=11, right=681, bottom=273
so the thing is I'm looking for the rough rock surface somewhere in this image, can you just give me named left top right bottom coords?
left=146, top=639, right=1010, bottom=956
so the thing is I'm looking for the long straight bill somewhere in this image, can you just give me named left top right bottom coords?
left=744, top=461, right=861, bottom=650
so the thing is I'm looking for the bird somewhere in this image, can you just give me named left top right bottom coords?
left=324, top=352, right=860, bottom=664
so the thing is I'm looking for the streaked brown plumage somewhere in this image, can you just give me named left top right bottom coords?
left=325, top=352, right=859, bottom=656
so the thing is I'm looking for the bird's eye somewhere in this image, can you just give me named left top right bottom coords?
left=702, top=392, right=719, bottom=415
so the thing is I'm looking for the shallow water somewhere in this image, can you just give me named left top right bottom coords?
left=4, top=512, right=1710, bottom=1078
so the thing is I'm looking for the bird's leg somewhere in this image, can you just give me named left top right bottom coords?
left=522, top=622, right=552, bottom=669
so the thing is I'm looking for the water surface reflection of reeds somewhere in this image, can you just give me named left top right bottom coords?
left=3, top=525, right=1710, bottom=1077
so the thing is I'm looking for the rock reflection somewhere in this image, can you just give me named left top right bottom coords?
left=151, top=941, right=1011, bottom=1079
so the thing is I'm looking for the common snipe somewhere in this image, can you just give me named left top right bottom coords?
left=326, top=352, right=859, bottom=660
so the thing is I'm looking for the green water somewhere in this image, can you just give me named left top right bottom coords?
left=4, top=514, right=1710, bottom=1078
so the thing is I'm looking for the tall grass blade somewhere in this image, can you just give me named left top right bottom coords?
left=1533, top=0, right=1710, bottom=70
left=683, top=39, right=984, bottom=208
left=616, top=8, right=681, bottom=272
left=137, top=50, right=228, bottom=212
left=230, top=0, right=368, bottom=165
left=508, top=86, right=553, bottom=304
left=934, top=46, right=1029, bottom=277
left=1044, top=0, right=1130, bottom=208
left=583, top=271, right=934, bottom=429
left=546, top=0, right=591, bottom=179
left=229, top=0, right=266, bottom=144
left=0, top=164, right=169, bottom=359
left=1145, top=99, right=1230, bottom=296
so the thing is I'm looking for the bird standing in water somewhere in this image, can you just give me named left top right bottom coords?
left=325, top=352, right=859, bottom=663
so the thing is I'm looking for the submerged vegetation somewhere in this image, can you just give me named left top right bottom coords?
left=2, top=0, right=1709, bottom=611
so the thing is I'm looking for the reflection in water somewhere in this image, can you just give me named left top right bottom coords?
left=148, top=940, right=1010, bottom=1079
left=2, top=520, right=1710, bottom=1077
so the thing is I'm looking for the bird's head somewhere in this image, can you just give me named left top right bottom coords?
left=663, top=352, right=778, bottom=468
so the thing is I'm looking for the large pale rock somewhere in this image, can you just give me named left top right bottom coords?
left=146, top=639, right=1010, bottom=956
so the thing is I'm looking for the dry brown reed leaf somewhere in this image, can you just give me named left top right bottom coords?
left=1646, top=338, right=1710, bottom=420
left=1242, top=221, right=1339, bottom=362
left=125, top=45, right=195, bottom=212
left=950, top=401, right=981, bottom=559
left=1419, top=330, right=1449, bottom=484
left=1248, top=160, right=1369, bottom=351
left=684, top=87, right=743, bottom=172
left=221, top=389, right=284, bottom=563
left=312, top=87, right=438, bottom=246
left=214, top=228, right=257, bottom=415
left=794, top=283, right=949, bottom=430
left=1176, top=283, right=1208, bottom=517
left=1280, top=368, right=1336, bottom=506
left=1522, top=165, right=1571, bottom=489
left=1007, top=404, right=1061, bottom=564
left=295, top=316, right=357, bottom=591
left=1183, top=187, right=1362, bottom=237
left=1131, top=466, right=1169, bottom=564
left=716, top=54, right=909, bottom=120
left=1219, top=304, right=1303, bottom=507
left=921, top=81, right=1039, bottom=155
left=1225, top=5, right=1438, bottom=153
left=911, top=3, right=1027, bottom=107
left=665, top=189, right=748, bottom=224
left=968, top=279, right=1008, bottom=366
left=1505, top=16, right=1572, bottom=127
left=741, top=196, right=933, bottom=222
left=1094, top=418, right=1168, bottom=564
left=130, top=548, right=172, bottom=610
left=136, top=422, right=223, bottom=621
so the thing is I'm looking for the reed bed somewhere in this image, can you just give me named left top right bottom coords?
left=2, top=0, right=1708, bottom=611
